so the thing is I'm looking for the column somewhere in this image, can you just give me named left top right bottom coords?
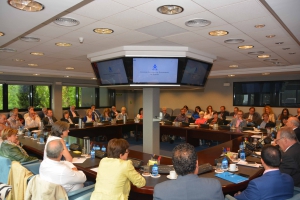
left=52, top=82, right=62, bottom=120
left=143, top=88, right=160, bottom=154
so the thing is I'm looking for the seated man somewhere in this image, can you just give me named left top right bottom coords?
left=0, top=114, right=9, bottom=132
left=42, top=109, right=57, bottom=126
left=295, top=108, right=300, bottom=121
left=260, top=113, right=275, bottom=129
left=91, top=105, right=101, bottom=121
left=234, top=145, right=294, bottom=200
left=229, top=107, right=239, bottom=118
left=243, top=107, right=261, bottom=127
left=109, top=106, right=119, bottom=119
left=7, top=110, right=23, bottom=129
left=217, top=106, right=229, bottom=121
left=231, top=110, right=247, bottom=128
left=40, top=139, right=87, bottom=192
left=286, top=117, right=300, bottom=142
left=276, top=126, right=300, bottom=186
left=69, top=105, right=80, bottom=124
left=162, top=107, right=171, bottom=121
left=174, top=108, right=189, bottom=123
left=25, top=108, right=41, bottom=129
left=116, top=107, right=127, bottom=120
left=38, top=107, right=48, bottom=120
left=153, top=143, right=223, bottom=200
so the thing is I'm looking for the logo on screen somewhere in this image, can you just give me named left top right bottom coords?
left=194, top=67, right=198, bottom=73
left=152, top=64, right=158, bottom=71
left=108, top=67, right=113, bottom=73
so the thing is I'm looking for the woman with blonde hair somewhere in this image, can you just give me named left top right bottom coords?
left=262, top=106, right=276, bottom=123
left=101, top=108, right=111, bottom=121
left=83, top=109, right=95, bottom=123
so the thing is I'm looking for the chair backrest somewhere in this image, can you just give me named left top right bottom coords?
left=166, top=108, right=173, bottom=116
left=173, top=108, right=181, bottom=116
left=68, top=184, right=95, bottom=200
left=0, top=156, right=12, bottom=184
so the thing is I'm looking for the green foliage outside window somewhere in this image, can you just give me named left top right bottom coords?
left=0, top=84, right=3, bottom=110
left=62, top=86, right=77, bottom=108
left=8, top=85, right=30, bottom=109
left=33, top=86, right=50, bottom=108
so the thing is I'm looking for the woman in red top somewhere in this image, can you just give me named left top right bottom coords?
left=195, top=111, right=207, bottom=125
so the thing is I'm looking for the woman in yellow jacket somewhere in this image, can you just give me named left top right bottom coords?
left=90, top=138, right=146, bottom=200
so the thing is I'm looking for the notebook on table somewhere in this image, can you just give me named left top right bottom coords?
left=215, top=172, right=249, bottom=184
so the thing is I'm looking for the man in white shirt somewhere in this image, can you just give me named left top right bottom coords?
left=286, top=116, right=300, bottom=142
left=25, top=107, right=41, bottom=128
left=40, top=139, right=86, bottom=192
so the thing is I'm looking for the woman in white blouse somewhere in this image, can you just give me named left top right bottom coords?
left=204, top=105, right=214, bottom=119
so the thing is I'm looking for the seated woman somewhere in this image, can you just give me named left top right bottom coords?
left=101, top=108, right=111, bottom=121
left=0, top=128, right=38, bottom=162
left=60, top=110, right=74, bottom=124
left=90, top=138, right=146, bottom=200
left=281, top=116, right=289, bottom=127
left=191, top=106, right=201, bottom=122
left=136, top=108, right=143, bottom=119
left=207, top=112, right=223, bottom=125
left=262, top=106, right=276, bottom=123
left=231, top=110, right=247, bottom=128
left=44, top=121, right=72, bottom=162
left=116, top=107, right=127, bottom=120
left=278, top=108, right=292, bottom=120
left=204, top=105, right=214, bottom=119
left=195, top=111, right=207, bottom=125
left=83, top=109, right=95, bottom=123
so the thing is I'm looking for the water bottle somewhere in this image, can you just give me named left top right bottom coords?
left=101, top=145, right=106, bottom=152
left=221, top=157, right=228, bottom=170
left=96, top=145, right=100, bottom=150
left=66, top=142, right=70, bottom=151
left=91, top=147, right=95, bottom=159
left=152, top=163, right=158, bottom=176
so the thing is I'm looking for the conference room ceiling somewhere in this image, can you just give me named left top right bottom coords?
left=0, top=0, right=299, bottom=80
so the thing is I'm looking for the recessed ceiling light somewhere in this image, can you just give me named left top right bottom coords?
left=209, top=30, right=228, bottom=36
left=0, top=72, right=3, bottom=74
left=272, top=62, right=281, bottom=65
left=238, top=45, right=254, bottom=49
left=91, top=77, right=97, bottom=80
left=8, top=0, right=44, bottom=12
left=266, top=35, right=276, bottom=38
left=263, top=58, right=278, bottom=62
left=33, top=74, right=40, bottom=76
left=224, top=39, right=245, bottom=44
left=66, top=67, right=74, bottom=70
left=254, top=24, right=265, bottom=28
left=55, top=42, right=72, bottom=47
left=0, top=48, right=17, bottom=53
left=185, top=18, right=211, bottom=27
left=64, top=76, right=70, bottom=78
left=248, top=51, right=265, bottom=55
left=19, top=36, right=40, bottom=42
left=13, top=58, right=24, bottom=62
left=275, top=42, right=284, bottom=45
left=262, top=73, right=270, bottom=75
left=282, top=48, right=290, bottom=50
left=257, top=54, right=270, bottom=58
left=30, top=52, right=44, bottom=56
left=28, top=63, right=38, bottom=67
left=0, top=32, right=5, bottom=36
left=228, top=74, right=235, bottom=77
left=157, top=5, right=183, bottom=15
left=93, top=28, right=114, bottom=34
left=54, top=17, right=80, bottom=27
left=229, top=65, right=238, bottom=68
left=289, top=52, right=296, bottom=55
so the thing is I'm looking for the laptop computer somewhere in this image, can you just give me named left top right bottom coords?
left=200, top=124, right=209, bottom=129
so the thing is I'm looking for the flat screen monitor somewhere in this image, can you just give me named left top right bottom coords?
left=133, top=58, right=178, bottom=83
left=180, top=59, right=211, bottom=86
left=94, top=59, right=128, bottom=85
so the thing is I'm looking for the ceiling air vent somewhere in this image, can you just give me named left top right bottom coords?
left=185, top=18, right=211, bottom=27
left=224, top=39, right=245, bottom=44
left=19, top=36, right=40, bottom=42
left=264, top=58, right=278, bottom=62
left=0, top=48, right=17, bottom=53
left=248, top=51, right=265, bottom=55
left=54, top=17, right=80, bottom=27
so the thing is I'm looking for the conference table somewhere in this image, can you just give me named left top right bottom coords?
left=19, top=124, right=264, bottom=200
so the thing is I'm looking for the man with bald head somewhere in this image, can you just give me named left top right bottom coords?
left=0, top=114, right=9, bottom=132
left=275, top=127, right=300, bottom=187
left=286, top=116, right=300, bottom=141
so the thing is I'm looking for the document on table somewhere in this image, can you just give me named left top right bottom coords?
left=72, top=157, right=87, bottom=163
left=251, top=135, right=266, bottom=139
left=237, top=160, right=261, bottom=168
left=90, top=167, right=98, bottom=172
left=243, top=130, right=262, bottom=134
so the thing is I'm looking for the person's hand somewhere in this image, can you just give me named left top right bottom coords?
left=72, top=167, right=78, bottom=171
left=234, top=191, right=241, bottom=196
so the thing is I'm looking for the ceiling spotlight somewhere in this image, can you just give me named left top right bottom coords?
left=64, top=76, right=70, bottom=78
left=275, top=42, right=284, bottom=45
left=228, top=74, right=235, bottom=77
left=13, top=58, right=24, bottom=62
left=28, top=63, right=38, bottom=66
left=224, top=39, right=245, bottom=44
left=254, top=24, right=265, bottom=28
left=257, top=54, right=270, bottom=58
left=0, top=32, right=5, bottom=36
left=19, top=36, right=40, bottom=42
left=54, top=17, right=80, bottom=27
left=229, top=65, right=238, bottom=68
left=262, top=73, right=270, bottom=75
left=8, top=0, right=44, bottom=12
left=93, top=28, right=114, bottom=34
left=30, top=52, right=44, bottom=56
left=266, top=35, right=276, bottom=38
left=55, top=42, right=72, bottom=47
left=282, top=48, right=290, bottom=50
left=66, top=67, right=74, bottom=70
left=289, top=52, right=296, bottom=55
left=238, top=45, right=254, bottom=49
left=248, top=51, right=265, bottom=55
left=157, top=5, right=183, bottom=15
left=0, top=72, right=3, bottom=74
left=33, top=73, right=40, bottom=76
left=91, top=77, right=97, bottom=80
left=0, top=48, right=17, bottom=53
left=272, top=62, right=281, bottom=65
left=185, top=18, right=211, bottom=27
left=209, top=30, right=228, bottom=36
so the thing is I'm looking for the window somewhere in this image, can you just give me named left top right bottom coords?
left=62, top=86, right=76, bottom=108
left=233, top=80, right=300, bottom=107
left=33, top=85, right=51, bottom=108
left=0, top=84, right=3, bottom=110
left=8, top=85, right=30, bottom=110
left=79, top=87, right=95, bottom=107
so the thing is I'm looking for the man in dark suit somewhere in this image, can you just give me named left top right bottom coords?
left=153, top=143, right=223, bottom=200
left=91, top=105, right=101, bottom=121
left=295, top=108, right=300, bottom=121
left=69, top=105, right=79, bottom=124
left=235, top=145, right=294, bottom=200
left=42, top=109, right=57, bottom=125
left=276, top=126, right=300, bottom=187
left=38, top=107, right=47, bottom=121
left=217, top=106, right=229, bottom=120
left=161, top=107, right=171, bottom=121
left=286, top=116, right=300, bottom=141
left=243, top=107, right=261, bottom=127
